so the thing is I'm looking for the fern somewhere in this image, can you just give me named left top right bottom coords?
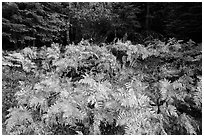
left=6, top=106, right=34, bottom=134
left=3, top=39, right=202, bottom=135
left=193, top=76, right=202, bottom=110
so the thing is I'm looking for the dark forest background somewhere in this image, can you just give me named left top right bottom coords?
left=2, top=2, right=202, bottom=50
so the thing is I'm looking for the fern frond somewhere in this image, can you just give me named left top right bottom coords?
left=79, top=74, right=97, bottom=88
left=116, top=109, right=129, bottom=126
left=91, top=113, right=102, bottom=135
left=178, top=113, right=197, bottom=135
left=6, top=106, right=33, bottom=134
left=29, top=95, right=48, bottom=112
left=22, top=47, right=37, bottom=60
left=193, top=76, right=202, bottom=109
left=166, top=105, right=178, bottom=117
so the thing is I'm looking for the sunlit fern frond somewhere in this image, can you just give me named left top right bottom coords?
left=6, top=106, right=33, bottom=134
left=79, top=74, right=97, bottom=89
left=193, top=76, right=202, bottom=109
left=178, top=113, right=197, bottom=135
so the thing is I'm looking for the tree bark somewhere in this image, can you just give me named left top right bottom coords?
left=146, top=3, right=150, bottom=31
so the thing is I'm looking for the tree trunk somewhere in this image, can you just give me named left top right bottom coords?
left=146, top=3, right=150, bottom=31
left=66, top=19, right=71, bottom=45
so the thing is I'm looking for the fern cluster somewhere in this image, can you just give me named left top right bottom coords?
left=3, top=38, right=202, bottom=135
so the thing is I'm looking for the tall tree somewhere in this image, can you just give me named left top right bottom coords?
left=163, top=2, right=202, bottom=42
left=110, top=2, right=141, bottom=42
left=2, top=2, right=68, bottom=49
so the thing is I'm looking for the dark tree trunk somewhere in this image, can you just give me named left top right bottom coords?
left=146, top=3, right=150, bottom=31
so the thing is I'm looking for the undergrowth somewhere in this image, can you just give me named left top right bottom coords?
left=2, top=38, right=202, bottom=135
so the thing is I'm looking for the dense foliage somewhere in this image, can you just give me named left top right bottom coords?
left=2, top=2, right=202, bottom=50
left=2, top=38, right=202, bottom=135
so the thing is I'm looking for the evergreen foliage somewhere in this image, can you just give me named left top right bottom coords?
left=2, top=2, right=202, bottom=50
